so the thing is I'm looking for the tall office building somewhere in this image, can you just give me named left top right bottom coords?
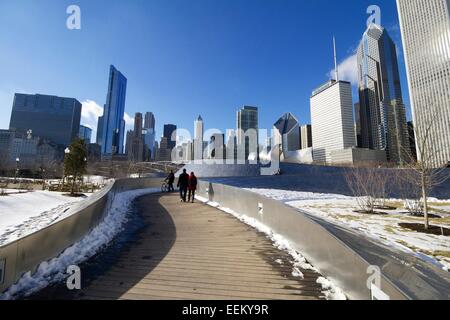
left=310, top=80, right=356, bottom=163
left=194, top=115, right=204, bottom=160
left=143, top=112, right=156, bottom=160
left=397, top=0, right=450, bottom=167
left=300, top=125, right=313, bottom=150
left=9, top=93, right=82, bottom=147
left=237, top=106, right=259, bottom=160
left=354, top=103, right=362, bottom=148
left=144, top=112, right=156, bottom=131
left=100, top=65, right=127, bottom=155
left=128, top=113, right=144, bottom=162
left=357, top=23, right=410, bottom=164
left=79, top=125, right=92, bottom=144
left=273, top=113, right=300, bottom=155
left=96, top=115, right=104, bottom=146
left=163, top=124, right=177, bottom=150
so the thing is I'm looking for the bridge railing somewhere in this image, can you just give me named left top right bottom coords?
left=0, top=177, right=163, bottom=295
left=196, top=181, right=450, bottom=300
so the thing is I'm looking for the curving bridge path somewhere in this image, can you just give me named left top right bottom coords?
left=35, top=193, right=325, bottom=300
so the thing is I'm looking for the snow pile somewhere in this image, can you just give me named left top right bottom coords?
left=195, top=195, right=347, bottom=300
left=0, top=188, right=158, bottom=300
left=245, top=188, right=450, bottom=272
left=0, top=191, right=91, bottom=245
left=316, top=277, right=347, bottom=300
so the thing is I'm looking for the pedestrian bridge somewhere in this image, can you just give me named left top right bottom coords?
left=33, top=193, right=325, bottom=300
left=1, top=177, right=449, bottom=300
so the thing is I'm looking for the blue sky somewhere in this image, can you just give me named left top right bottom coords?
left=0, top=0, right=410, bottom=142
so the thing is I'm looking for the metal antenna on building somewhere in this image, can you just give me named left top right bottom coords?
left=333, top=36, right=339, bottom=81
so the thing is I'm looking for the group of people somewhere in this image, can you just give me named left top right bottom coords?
left=165, top=169, right=198, bottom=203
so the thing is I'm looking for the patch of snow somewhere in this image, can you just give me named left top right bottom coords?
left=0, top=191, right=92, bottom=245
left=195, top=195, right=347, bottom=300
left=316, top=277, right=347, bottom=300
left=292, top=267, right=304, bottom=279
left=245, top=188, right=450, bottom=272
left=0, top=188, right=158, bottom=300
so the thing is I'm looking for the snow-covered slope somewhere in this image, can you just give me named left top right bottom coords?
left=0, top=191, right=90, bottom=246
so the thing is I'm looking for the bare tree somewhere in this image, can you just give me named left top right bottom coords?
left=402, top=112, right=450, bottom=229
left=345, top=168, right=379, bottom=214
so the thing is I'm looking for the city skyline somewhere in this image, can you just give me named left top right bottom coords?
left=0, top=0, right=411, bottom=142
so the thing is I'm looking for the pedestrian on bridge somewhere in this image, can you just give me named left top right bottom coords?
left=177, top=169, right=189, bottom=202
left=165, top=170, right=175, bottom=192
left=188, top=172, right=198, bottom=203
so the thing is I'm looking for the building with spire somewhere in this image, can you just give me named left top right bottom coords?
left=194, top=115, right=204, bottom=161
left=357, top=24, right=410, bottom=164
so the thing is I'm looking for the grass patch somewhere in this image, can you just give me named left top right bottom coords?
left=398, top=223, right=450, bottom=236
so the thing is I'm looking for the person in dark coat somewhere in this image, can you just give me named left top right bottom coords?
left=165, top=170, right=175, bottom=192
left=188, top=172, right=198, bottom=203
left=177, top=169, right=189, bottom=202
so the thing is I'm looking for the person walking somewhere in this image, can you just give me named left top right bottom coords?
left=165, top=170, right=175, bottom=192
left=188, top=172, right=198, bottom=203
left=177, top=169, right=189, bottom=202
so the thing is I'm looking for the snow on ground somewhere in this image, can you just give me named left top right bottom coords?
left=0, top=188, right=159, bottom=300
left=195, top=195, right=347, bottom=300
left=0, top=191, right=93, bottom=246
left=245, top=188, right=450, bottom=272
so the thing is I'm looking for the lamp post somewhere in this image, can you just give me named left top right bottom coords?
left=14, top=158, right=20, bottom=184
left=62, top=147, right=70, bottom=191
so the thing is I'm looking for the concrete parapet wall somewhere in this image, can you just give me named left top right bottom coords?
left=196, top=181, right=450, bottom=300
left=0, top=178, right=162, bottom=294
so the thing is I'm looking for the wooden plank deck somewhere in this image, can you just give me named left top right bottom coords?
left=35, top=193, right=325, bottom=300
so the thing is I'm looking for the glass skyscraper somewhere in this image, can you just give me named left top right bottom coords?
left=9, top=93, right=82, bottom=147
left=79, top=125, right=92, bottom=144
left=237, top=106, right=259, bottom=160
left=397, top=0, right=450, bottom=167
left=100, top=65, right=127, bottom=155
left=357, top=24, right=410, bottom=164
left=163, top=124, right=177, bottom=150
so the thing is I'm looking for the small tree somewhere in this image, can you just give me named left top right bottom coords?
left=64, top=139, right=88, bottom=196
left=345, top=168, right=379, bottom=214
left=402, top=112, right=450, bottom=229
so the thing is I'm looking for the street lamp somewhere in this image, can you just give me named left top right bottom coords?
left=62, top=148, right=71, bottom=191
left=14, top=158, right=20, bottom=184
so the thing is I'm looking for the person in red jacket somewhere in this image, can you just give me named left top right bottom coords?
left=188, top=172, right=198, bottom=203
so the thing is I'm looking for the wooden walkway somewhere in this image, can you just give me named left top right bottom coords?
left=37, top=193, right=325, bottom=300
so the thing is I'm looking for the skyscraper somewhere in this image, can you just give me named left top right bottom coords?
left=143, top=112, right=156, bottom=160
left=96, top=115, right=104, bottom=147
left=357, top=24, right=410, bottom=164
left=300, top=125, right=313, bottom=150
left=144, top=112, right=156, bottom=131
left=310, top=80, right=356, bottom=163
left=397, top=0, right=450, bottom=167
left=100, top=65, right=127, bottom=155
left=273, top=113, right=300, bottom=155
left=9, top=93, right=82, bottom=147
left=163, top=124, right=177, bottom=150
left=129, top=112, right=144, bottom=162
left=194, top=115, right=204, bottom=160
left=237, top=106, right=259, bottom=160
left=79, top=125, right=92, bottom=144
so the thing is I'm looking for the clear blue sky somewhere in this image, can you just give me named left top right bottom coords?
left=0, top=0, right=410, bottom=142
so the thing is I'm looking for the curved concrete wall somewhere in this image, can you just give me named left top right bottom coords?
left=196, top=181, right=450, bottom=300
left=0, top=177, right=163, bottom=294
